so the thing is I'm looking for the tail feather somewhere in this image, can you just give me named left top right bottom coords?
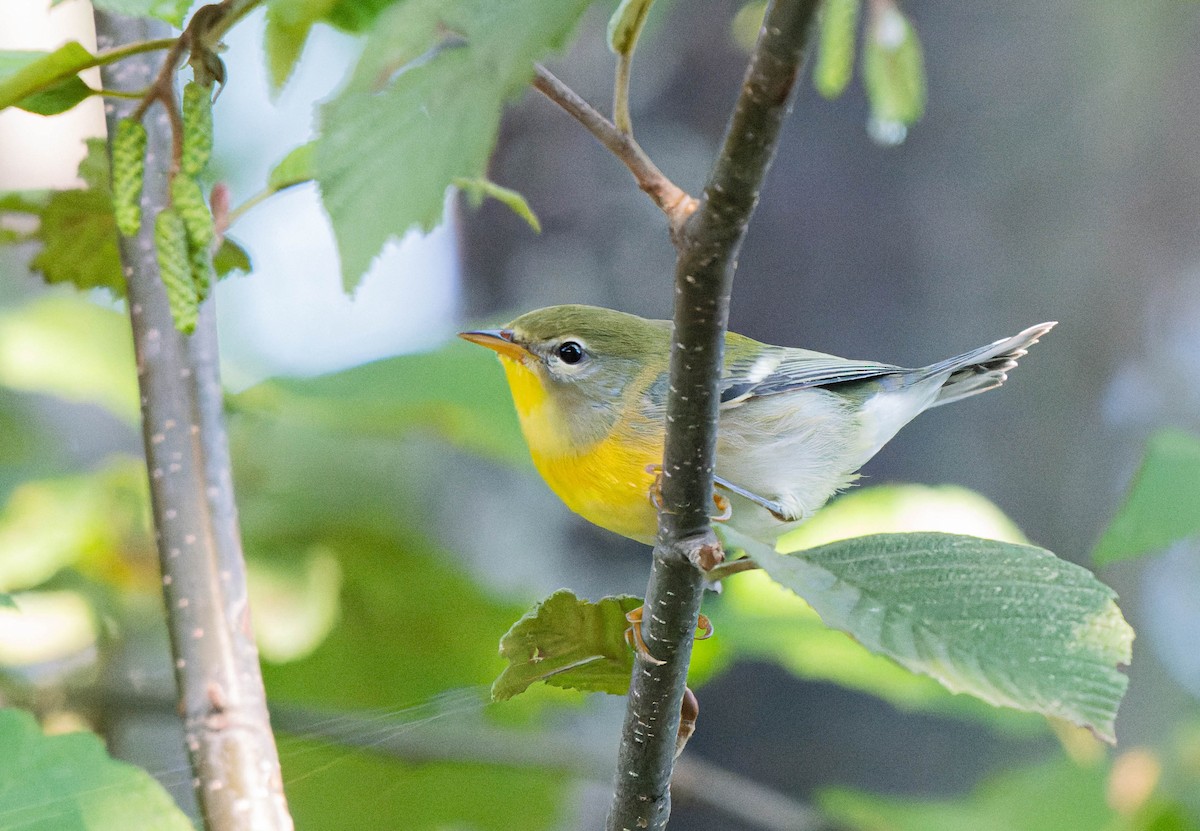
left=925, top=321, right=1056, bottom=408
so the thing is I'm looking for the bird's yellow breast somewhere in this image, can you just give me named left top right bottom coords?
left=499, top=356, right=661, bottom=544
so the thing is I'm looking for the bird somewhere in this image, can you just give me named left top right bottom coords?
left=460, top=305, right=1054, bottom=548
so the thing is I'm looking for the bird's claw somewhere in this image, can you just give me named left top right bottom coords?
left=624, top=607, right=714, bottom=666
left=645, top=464, right=733, bottom=522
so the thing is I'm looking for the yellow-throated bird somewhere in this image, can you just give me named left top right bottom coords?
left=461, top=306, right=1053, bottom=546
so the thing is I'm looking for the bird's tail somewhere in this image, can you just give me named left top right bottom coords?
left=924, top=321, right=1056, bottom=408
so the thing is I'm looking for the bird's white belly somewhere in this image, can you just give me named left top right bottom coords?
left=715, top=385, right=928, bottom=541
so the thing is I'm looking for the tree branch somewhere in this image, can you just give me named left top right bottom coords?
left=532, top=64, right=697, bottom=237
left=94, top=11, right=293, bottom=831
left=606, top=1, right=821, bottom=829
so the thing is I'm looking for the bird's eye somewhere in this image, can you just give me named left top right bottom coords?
left=556, top=341, right=585, bottom=365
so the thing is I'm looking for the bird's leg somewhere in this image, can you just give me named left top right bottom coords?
left=713, top=474, right=795, bottom=522
left=646, top=464, right=734, bottom=523
left=624, top=606, right=714, bottom=666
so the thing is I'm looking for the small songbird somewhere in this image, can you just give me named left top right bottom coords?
left=461, top=305, right=1053, bottom=546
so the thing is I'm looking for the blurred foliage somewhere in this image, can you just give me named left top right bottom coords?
left=1095, top=430, right=1200, bottom=566
left=0, top=0, right=1196, bottom=828
left=0, top=707, right=193, bottom=830
left=820, top=740, right=1200, bottom=831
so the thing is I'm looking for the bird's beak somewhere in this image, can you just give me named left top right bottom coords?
left=458, top=328, right=527, bottom=360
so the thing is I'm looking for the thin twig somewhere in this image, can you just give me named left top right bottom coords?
left=606, top=1, right=822, bottom=829
left=532, top=64, right=697, bottom=239
left=95, top=10, right=293, bottom=831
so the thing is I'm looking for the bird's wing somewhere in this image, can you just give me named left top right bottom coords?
left=719, top=348, right=902, bottom=407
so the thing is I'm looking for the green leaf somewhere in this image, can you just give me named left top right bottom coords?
left=16, top=76, right=93, bottom=116
left=0, top=707, right=193, bottom=830
left=268, top=142, right=316, bottom=190
left=214, top=236, right=252, bottom=276
left=820, top=756, right=1117, bottom=831
left=861, top=2, right=925, bottom=139
left=0, top=43, right=94, bottom=114
left=719, top=485, right=1043, bottom=728
left=0, top=294, right=138, bottom=424
left=1094, top=429, right=1200, bottom=565
left=492, top=590, right=642, bottom=701
left=264, top=0, right=338, bottom=91
left=0, top=593, right=12, bottom=609
left=322, top=0, right=403, bottom=32
left=81, top=0, right=192, bottom=27
left=813, top=0, right=860, bottom=99
left=725, top=528, right=1133, bottom=742
left=315, top=0, right=593, bottom=289
left=26, top=139, right=123, bottom=295
left=453, top=177, right=541, bottom=232
left=607, top=0, right=656, bottom=56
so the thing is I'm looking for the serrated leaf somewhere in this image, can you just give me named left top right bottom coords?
left=268, top=142, right=316, bottom=191
left=0, top=43, right=94, bottom=114
left=492, top=590, right=643, bottom=701
left=1095, top=429, right=1200, bottom=565
left=315, top=0, right=593, bottom=290
left=31, top=189, right=123, bottom=293
left=453, top=177, right=540, bottom=232
left=0, top=707, right=193, bottom=830
left=78, top=0, right=192, bottom=27
left=719, top=486, right=1047, bottom=729
left=814, top=0, right=859, bottom=99
left=862, top=2, right=925, bottom=130
left=214, top=236, right=252, bottom=276
left=607, top=0, right=655, bottom=55
left=28, top=139, right=123, bottom=294
left=725, top=528, right=1133, bottom=742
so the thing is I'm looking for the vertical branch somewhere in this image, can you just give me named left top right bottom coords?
left=94, top=11, right=293, bottom=831
left=606, top=1, right=821, bottom=829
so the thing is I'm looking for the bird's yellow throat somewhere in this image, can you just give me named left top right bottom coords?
left=497, top=354, right=660, bottom=543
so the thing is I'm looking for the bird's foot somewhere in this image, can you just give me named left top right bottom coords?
left=644, top=464, right=735, bottom=523
left=624, top=606, right=714, bottom=666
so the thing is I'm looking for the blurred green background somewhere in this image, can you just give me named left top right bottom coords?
left=1, top=0, right=1199, bottom=829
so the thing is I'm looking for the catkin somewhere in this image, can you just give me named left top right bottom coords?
left=190, top=237, right=212, bottom=303
left=112, top=118, right=148, bottom=237
left=180, top=82, right=213, bottom=177
left=171, top=175, right=214, bottom=250
left=155, top=209, right=198, bottom=334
